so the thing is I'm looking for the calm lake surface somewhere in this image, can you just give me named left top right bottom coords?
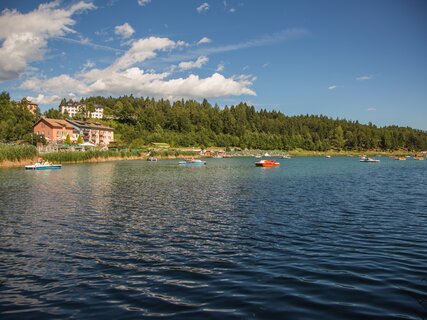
left=1, top=157, right=426, bottom=319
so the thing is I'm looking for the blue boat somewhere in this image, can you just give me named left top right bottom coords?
left=25, top=162, right=62, bottom=170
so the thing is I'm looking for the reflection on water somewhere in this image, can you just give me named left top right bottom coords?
left=1, top=157, right=427, bottom=319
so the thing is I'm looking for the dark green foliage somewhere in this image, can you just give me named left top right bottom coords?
left=0, top=92, right=38, bottom=143
left=44, top=108, right=65, bottom=119
left=92, top=95, right=427, bottom=151
left=1, top=91, right=427, bottom=151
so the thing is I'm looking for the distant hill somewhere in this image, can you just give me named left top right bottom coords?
left=2, top=91, right=427, bottom=151
left=83, top=95, right=427, bottom=151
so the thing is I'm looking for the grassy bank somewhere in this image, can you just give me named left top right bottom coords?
left=42, top=150, right=146, bottom=163
left=149, top=149, right=200, bottom=158
left=0, top=144, right=37, bottom=162
left=285, top=150, right=420, bottom=157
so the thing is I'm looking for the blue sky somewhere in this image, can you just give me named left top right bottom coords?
left=0, top=0, right=426, bottom=130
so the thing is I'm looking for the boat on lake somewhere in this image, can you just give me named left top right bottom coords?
left=147, top=156, right=157, bottom=161
left=413, top=156, right=424, bottom=160
left=178, top=158, right=206, bottom=165
left=25, top=162, right=62, bottom=170
left=396, top=156, right=406, bottom=161
left=255, top=159, right=280, bottom=167
left=212, top=155, right=223, bottom=159
left=359, top=156, right=380, bottom=163
left=282, top=155, right=291, bottom=159
left=264, top=152, right=271, bottom=157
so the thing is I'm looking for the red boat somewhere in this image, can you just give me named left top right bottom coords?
left=255, top=159, right=280, bottom=167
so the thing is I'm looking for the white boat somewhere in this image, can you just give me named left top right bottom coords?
left=281, top=155, right=291, bottom=159
left=212, top=155, right=223, bottom=159
left=264, top=153, right=271, bottom=157
left=359, top=156, right=380, bottom=163
left=326, top=155, right=331, bottom=158
left=178, top=158, right=206, bottom=165
left=25, top=162, right=62, bottom=170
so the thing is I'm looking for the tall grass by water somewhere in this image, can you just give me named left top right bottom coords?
left=42, top=150, right=144, bottom=163
left=0, top=144, right=37, bottom=162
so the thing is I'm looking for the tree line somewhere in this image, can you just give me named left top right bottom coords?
left=83, top=95, right=427, bottom=151
left=1, top=91, right=427, bottom=151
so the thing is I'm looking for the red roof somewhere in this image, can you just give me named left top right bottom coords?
left=34, top=117, right=74, bottom=130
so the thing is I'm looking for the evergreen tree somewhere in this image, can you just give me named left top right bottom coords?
left=65, top=134, right=72, bottom=145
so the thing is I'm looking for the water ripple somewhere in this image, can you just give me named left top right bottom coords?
left=1, top=158, right=427, bottom=319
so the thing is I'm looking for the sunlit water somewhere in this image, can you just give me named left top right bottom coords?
left=1, top=157, right=426, bottom=319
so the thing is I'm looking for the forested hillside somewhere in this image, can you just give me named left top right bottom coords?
left=1, top=92, right=427, bottom=151
left=83, top=95, right=427, bottom=151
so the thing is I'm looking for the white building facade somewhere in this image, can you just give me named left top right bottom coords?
left=60, top=100, right=81, bottom=118
left=59, top=100, right=105, bottom=119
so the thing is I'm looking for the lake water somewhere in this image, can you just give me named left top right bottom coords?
left=1, top=156, right=426, bottom=319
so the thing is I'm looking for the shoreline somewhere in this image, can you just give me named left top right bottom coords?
left=0, top=150, right=422, bottom=169
left=0, top=155, right=148, bottom=169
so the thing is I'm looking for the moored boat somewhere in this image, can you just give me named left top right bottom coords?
left=255, top=159, right=280, bottom=167
left=25, top=162, right=62, bottom=170
left=359, top=156, right=380, bottom=163
left=147, top=156, right=158, bottom=161
left=281, top=155, right=291, bottom=159
left=413, top=156, right=425, bottom=160
left=178, top=158, right=206, bottom=165
left=396, top=156, right=406, bottom=161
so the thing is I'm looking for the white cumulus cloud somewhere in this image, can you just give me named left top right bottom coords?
left=216, top=64, right=225, bottom=72
left=137, top=0, right=151, bottom=6
left=197, top=37, right=212, bottom=45
left=27, top=93, right=61, bottom=105
left=179, top=56, right=209, bottom=71
left=197, top=3, right=209, bottom=13
left=20, top=36, right=255, bottom=101
left=115, top=22, right=135, bottom=39
left=356, top=75, right=373, bottom=81
left=0, top=1, right=96, bottom=81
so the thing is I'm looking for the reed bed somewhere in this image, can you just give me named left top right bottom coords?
left=42, top=150, right=144, bottom=163
left=0, top=144, right=37, bottom=162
